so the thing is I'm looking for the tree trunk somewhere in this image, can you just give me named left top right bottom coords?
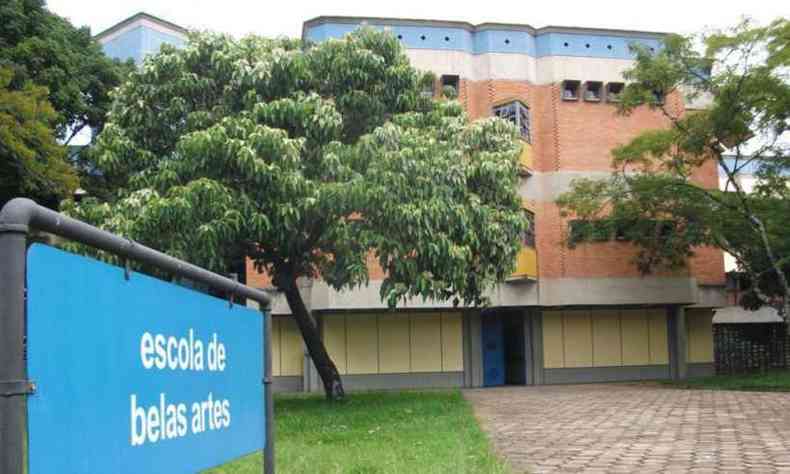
left=281, top=280, right=345, bottom=400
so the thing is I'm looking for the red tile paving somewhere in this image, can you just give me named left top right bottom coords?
left=464, top=384, right=790, bottom=473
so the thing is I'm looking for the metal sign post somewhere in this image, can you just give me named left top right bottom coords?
left=0, top=223, right=29, bottom=474
left=0, top=198, right=275, bottom=474
left=263, top=311, right=275, bottom=474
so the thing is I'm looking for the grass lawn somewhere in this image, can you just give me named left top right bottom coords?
left=661, top=369, right=790, bottom=392
left=205, top=390, right=508, bottom=474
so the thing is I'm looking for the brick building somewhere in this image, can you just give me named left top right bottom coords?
left=97, top=13, right=727, bottom=391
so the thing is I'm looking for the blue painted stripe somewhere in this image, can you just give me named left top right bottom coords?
left=474, top=30, right=536, bottom=55
left=535, top=32, right=661, bottom=59
left=304, top=21, right=663, bottom=58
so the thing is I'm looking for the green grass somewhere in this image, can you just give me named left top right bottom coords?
left=205, top=390, right=508, bottom=474
left=660, top=369, right=790, bottom=391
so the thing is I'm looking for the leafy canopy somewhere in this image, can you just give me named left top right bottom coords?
left=68, top=29, right=526, bottom=307
left=557, top=18, right=790, bottom=312
left=0, top=0, right=133, bottom=143
left=0, top=67, right=77, bottom=206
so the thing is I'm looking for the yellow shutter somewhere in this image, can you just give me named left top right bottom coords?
left=378, top=313, right=410, bottom=373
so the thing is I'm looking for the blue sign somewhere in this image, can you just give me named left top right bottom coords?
left=26, top=244, right=264, bottom=473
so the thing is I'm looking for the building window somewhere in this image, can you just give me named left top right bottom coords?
left=524, top=211, right=536, bottom=248
left=614, top=222, right=628, bottom=241
left=421, top=80, right=435, bottom=99
left=584, top=81, right=603, bottom=102
left=562, top=80, right=580, bottom=101
left=568, top=219, right=612, bottom=246
left=440, top=74, right=459, bottom=95
left=492, top=100, right=531, bottom=143
left=606, top=82, right=624, bottom=102
left=652, top=89, right=665, bottom=105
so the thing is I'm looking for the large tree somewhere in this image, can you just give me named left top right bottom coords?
left=66, top=30, right=526, bottom=399
left=0, top=67, right=78, bottom=206
left=557, top=19, right=790, bottom=322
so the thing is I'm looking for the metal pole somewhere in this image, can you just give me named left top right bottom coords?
left=0, top=225, right=30, bottom=474
left=0, top=198, right=272, bottom=307
left=263, top=309, right=275, bottom=474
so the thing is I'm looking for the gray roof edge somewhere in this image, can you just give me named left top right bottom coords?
left=302, top=16, right=669, bottom=41
left=94, top=12, right=189, bottom=41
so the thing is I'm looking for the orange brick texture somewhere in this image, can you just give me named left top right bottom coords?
left=247, top=79, right=725, bottom=288
left=463, top=79, right=723, bottom=284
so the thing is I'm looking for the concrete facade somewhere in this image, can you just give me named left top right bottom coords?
left=97, top=13, right=724, bottom=392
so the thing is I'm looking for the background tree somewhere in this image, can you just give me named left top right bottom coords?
left=0, top=0, right=133, bottom=205
left=66, top=30, right=526, bottom=399
left=0, top=67, right=77, bottom=206
left=557, top=18, right=790, bottom=322
left=0, top=0, right=133, bottom=145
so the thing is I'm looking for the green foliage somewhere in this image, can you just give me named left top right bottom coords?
left=557, top=18, right=790, bottom=310
left=71, top=28, right=525, bottom=309
left=0, top=0, right=133, bottom=142
left=207, top=391, right=509, bottom=474
left=661, top=369, right=790, bottom=392
left=0, top=67, right=77, bottom=206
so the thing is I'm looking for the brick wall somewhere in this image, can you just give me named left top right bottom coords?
left=470, top=80, right=723, bottom=282
left=246, top=258, right=272, bottom=289
left=247, top=77, right=725, bottom=289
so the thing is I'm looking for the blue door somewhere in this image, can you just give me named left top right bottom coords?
left=482, top=315, right=505, bottom=386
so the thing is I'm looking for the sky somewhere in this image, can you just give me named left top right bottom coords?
left=48, top=0, right=788, bottom=39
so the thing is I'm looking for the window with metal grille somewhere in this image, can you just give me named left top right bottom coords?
left=523, top=210, right=536, bottom=247
left=493, top=100, right=531, bottom=143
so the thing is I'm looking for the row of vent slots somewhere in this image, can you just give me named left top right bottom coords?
left=430, top=75, right=663, bottom=106
left=393, top=33, right=656, bottom=53
left=562, top=80, right=664, bottom=103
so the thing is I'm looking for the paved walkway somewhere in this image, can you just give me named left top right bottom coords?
left=464, top=384, right=790, bottom=473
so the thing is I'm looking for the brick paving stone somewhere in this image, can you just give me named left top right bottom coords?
left=464, top=384, right=790, bottom=474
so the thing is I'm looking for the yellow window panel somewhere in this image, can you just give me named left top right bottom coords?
left=512, top=247, right=538, bottom=279
left=620, top=310, right=649, bottom=366
left=323, top=315, right=347, bottom=375
left=647, top=309, right=668, bottom=365
left=280, top=317, right=304, bottom=376
left=378, top=313, right=410, bottom=373
left=271, top=317, right=282, bottom=377
left=542, top=311, right=564, bottom=368
left=519, top=141, right=534, bottom=170
left=591, top=310, right=622, bottom=367
left=687, top=309, right=714, bottom=363
left=563, top=310, right=593, bottom=368
left=441, top=312, right=463, bottom=372
left=410, top=313, right=442, bottom=372
left=346, top=314, right=379, bottom=374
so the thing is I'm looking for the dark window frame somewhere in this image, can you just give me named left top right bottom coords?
left=421, top=80, right=435, bottom=99
left=492, top=100, right=531, bottom=143
left=561, top=80, right=581, bottom=101
left=523, top=210, right=536, bottom=248
left=606, top=82, right=624, bottom=102
left=583, top=81, right=603, bottom=102
left=440, top=74, right=460, bottom=93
